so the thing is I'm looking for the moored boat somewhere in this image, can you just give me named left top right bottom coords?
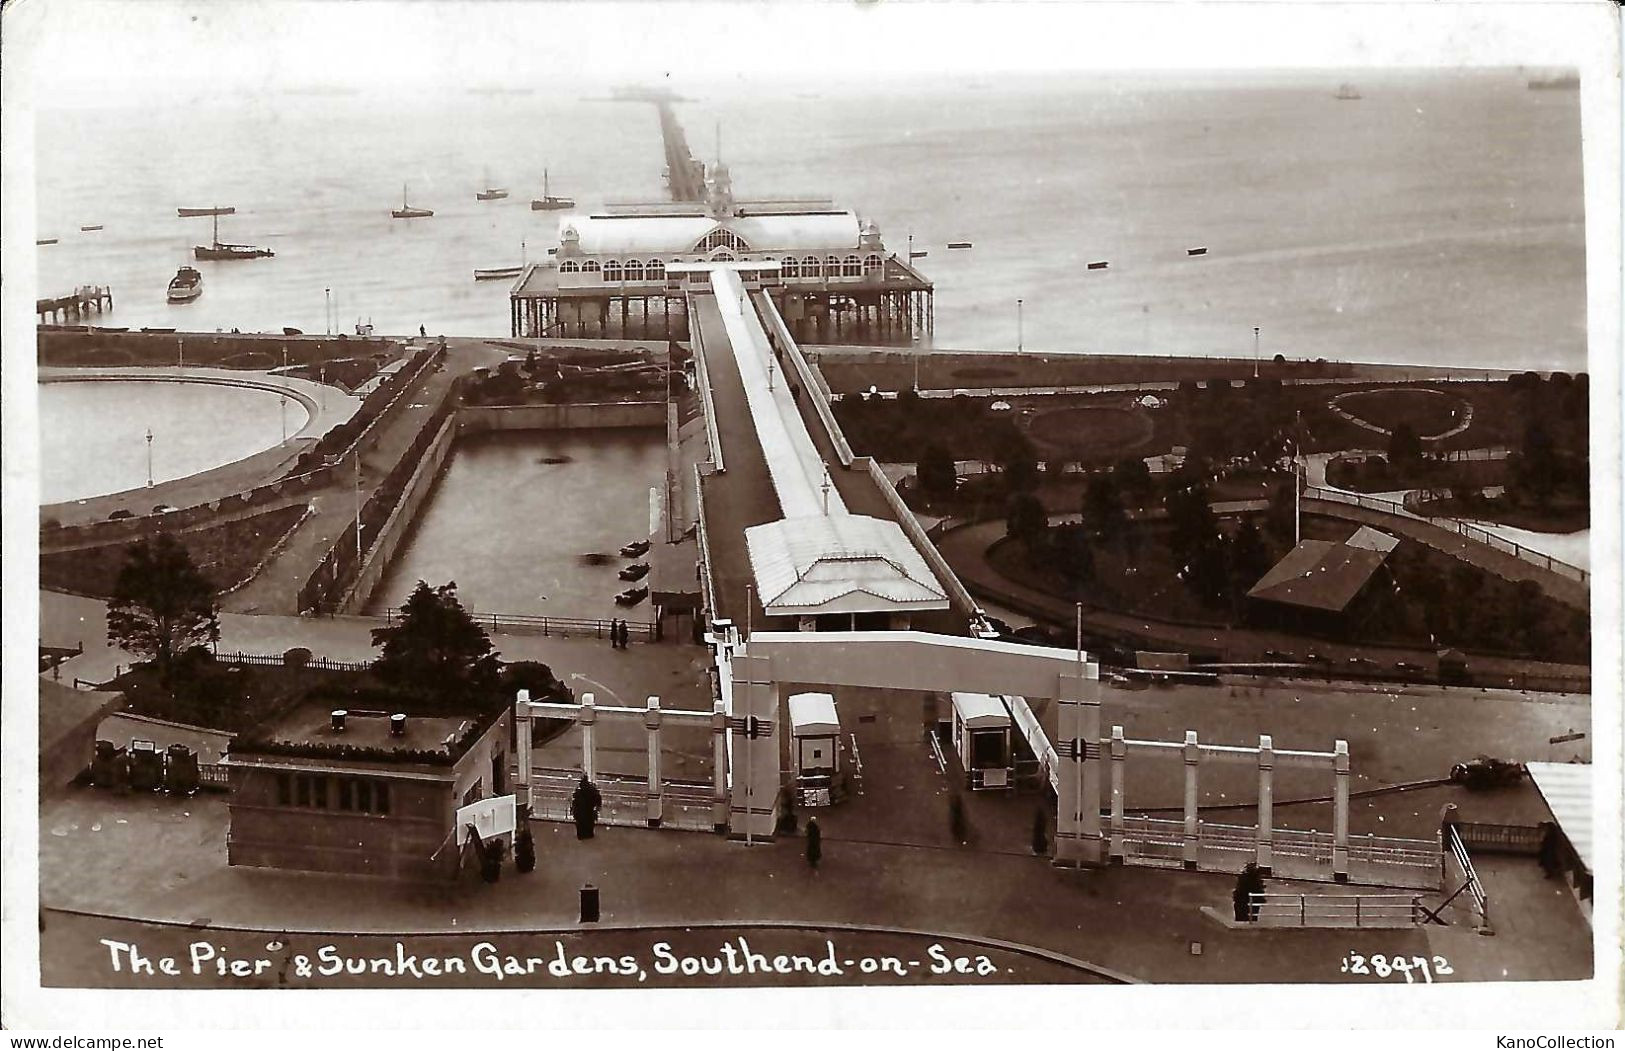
left=947, top=241, right=973, bottom=250
left=1187, top=246, right=1208, bottom=257
left=193, top=212, right=273, bottom=260
left=620, top=539, right=651, bottom=558
left=618, top=563, right=650, bottom=581
left=167, top=266, right=203, bottom=303
left=392, top=183, right=434, bottom=219
left=36, top=238, right=58, bottom=246
left=178, top=206, right=235, bottom=217
left=614, top=585, right=649, bottom=606
left=80, top=224, right=104, bottom=232
left=474, top=266, right=524, bottom=281
left=1087, top=260, right=1109, bottom=270
left=530, top=168, right=575, bottom=211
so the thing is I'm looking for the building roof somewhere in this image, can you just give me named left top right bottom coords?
left=1345, top=526, right=1400, bottom=553
left=231, top=702, right=502, bottom=768
left=1525, top=762, right=1593, bottom=875
left=39, top=681, right=123, bottom=756
left=559, top=211, right=862, bottom=256
left=951, top=691, right=1011, bottom=729
left=1246, top=536, right=1394, bottom=613
left=745, top=514, right=949, bottom=616
left=789, top=692, right=840, bottom=736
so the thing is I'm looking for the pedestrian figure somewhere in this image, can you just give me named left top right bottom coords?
left=806, top=816, right=822, bottom=871
left=571, top=774, right=602, bottom=839
left=1233, top=862, right=1266, bottom=922
left=617, top=620, right=629, bottom=649
left=419, top=324, right=426, bottom=338
left=608, top=619, right=619, bottom=648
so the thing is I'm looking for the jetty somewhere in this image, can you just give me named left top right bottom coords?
left=36, top=286, right=113, bottom=324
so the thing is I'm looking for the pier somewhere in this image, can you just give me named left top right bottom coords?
left=37, top=286, right=113, bottom=324
left=657, top=101, right=707, bottom=202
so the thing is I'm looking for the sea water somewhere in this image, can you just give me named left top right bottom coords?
left=33, top=69, right=1586, bottom=371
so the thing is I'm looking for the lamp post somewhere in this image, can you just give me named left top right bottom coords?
left=1253, top=326, right=1261, bottom=379
left=280, top=393, right=288, bottom=444
left=177, top=336, right=184, bottom=369
left=325, top=288, right=332, bottom=337
left=145, top=428, right=154, bottom=488
left=1017, top=298, right=1024, bottom=354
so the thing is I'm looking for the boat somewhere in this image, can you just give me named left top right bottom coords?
left=530, top=169, right=575, bottom=211
left=167, top=266, right=203, bottom=303
left=80, top=225, right=103, bottom=232
left=620, top=539, right=651, bottom=558
left=140, top=326, right=177, bottom=333
left=193, top=211, right=273, bottom=260
left=614, top=585, right=649, bottom=606
left=1087, top=260, right=1109, bottom=270
left=177, top=206, right=235, bottom=217
left=391, top=184, right=433, bottom=219
left=1187, top=247, right=1208, bottom=257
left=947, top=241, right=973, bottom=250
left=35, top=238, right=58, bottom=246
left=474, top=266, right=524, bottom=281
left=1335, top=84, right=1362, bottom=100
left=618, top=562, right=650, bottom=582
left=476, top=169, right=509, bottom=201
left=910, top=250, right=929, bottom=259
left=283, top=327, right=304, bottom=336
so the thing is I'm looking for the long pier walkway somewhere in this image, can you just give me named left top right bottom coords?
left=655, top=101, right=706, bottom=202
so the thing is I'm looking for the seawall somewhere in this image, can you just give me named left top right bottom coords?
left=456, top=401, right=665, bottom=433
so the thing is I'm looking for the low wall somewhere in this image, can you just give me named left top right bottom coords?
left=456, top=401, right=666, bottom=433
left=39, top=327, right=405, bottom=369
left=343, top=414, right=459, bottom=613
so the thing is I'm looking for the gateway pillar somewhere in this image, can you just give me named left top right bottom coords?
left=728, top=650, right=780, bottom=841
left=1053, top=667, right=1104, bottom=867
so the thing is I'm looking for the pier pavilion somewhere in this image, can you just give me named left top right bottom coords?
left=507, top=164, right=932, bottom=346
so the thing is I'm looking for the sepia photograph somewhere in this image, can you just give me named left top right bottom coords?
left=2, top=0, right=1619, bottom=1034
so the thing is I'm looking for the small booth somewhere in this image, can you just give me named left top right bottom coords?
left=950, top=692, right=1013, bottom=790
left=789, top=692, right=842, bottom=806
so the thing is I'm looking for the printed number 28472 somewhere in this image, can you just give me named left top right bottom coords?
left=1341, top=954, right=1453, bottom=983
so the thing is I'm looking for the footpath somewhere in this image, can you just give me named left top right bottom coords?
left=222, top=338, right=509, bottom=615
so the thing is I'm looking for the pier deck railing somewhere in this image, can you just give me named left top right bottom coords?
left=381, top=608, right=657, bottom=642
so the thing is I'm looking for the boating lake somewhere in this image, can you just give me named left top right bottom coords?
left=39, top=379, right=306, bottom=505
left=32, top=69, right=1587, bottom=373
left=364, top=429, right=666, bottom=620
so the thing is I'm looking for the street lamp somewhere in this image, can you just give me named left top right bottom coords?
left=145, top=428, right=154, bottom=488
left=177, top=336, right=184, bottom=369
left=1017, top=298, right=1024, bottom=354
left=1253, top=326, right=1261, bottom=379
left=280, top=393, right=288, bottom=444
left=325, top=288, right=332, bottom=336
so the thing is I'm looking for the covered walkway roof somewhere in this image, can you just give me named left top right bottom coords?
left=702, top=267, right=947, bottom=620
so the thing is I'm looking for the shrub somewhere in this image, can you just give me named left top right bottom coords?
left=283, top=647, right=312, bottom=670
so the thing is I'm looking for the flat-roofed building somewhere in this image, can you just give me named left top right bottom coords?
left=224, top=701, right=511, bottom=882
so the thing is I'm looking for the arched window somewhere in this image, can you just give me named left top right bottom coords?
left=604, top=260, right=623, bottom=281
left=803, top=255, right=820, bottom=278
left=560, top=260, right=581, bottom=273
left=781, top=256, right=800, bottom=278
left=583, top=260, right=601, bottom=273
left=710, top=249, right=736, bottom=262
left=826, top=256, right=841, bottom=278
left=695, top=227, right=751, bottom=253
left=843, top=255, right=862, bottom=277
left=624, top=259, right=645, bottom=281
left=646, top=259, right=666, bottom=281
left=863, top=254, right=883, bottom=276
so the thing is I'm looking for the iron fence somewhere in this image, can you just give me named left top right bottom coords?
left=1250, top=892, right=1425, bottom=928
left=379, top=608, right=656, bottom=642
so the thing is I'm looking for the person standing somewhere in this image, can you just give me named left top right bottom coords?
left=617, top=620, right=629, bottom=649
left=571, top=775, right=602, bottom=839
left=608, top=619, right=619, bottom=648
left=806, top=816, right=822, bottom=872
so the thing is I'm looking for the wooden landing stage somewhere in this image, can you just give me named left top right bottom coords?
left=37, top=286, right=113, bottom=323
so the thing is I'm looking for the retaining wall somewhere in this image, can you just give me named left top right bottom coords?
left=456, top=401, right=666, bottom=433
left=343, top=414, right=459, bottom=614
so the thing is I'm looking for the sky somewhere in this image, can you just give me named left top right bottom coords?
left=3, top=0, right=1613, bottom=106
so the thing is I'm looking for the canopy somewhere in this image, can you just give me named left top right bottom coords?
left=1524, top=762, right=1593, bottom=875
left=951, top=692, right=1010, bottom=730
left=789, top=693, right=840, bottom=736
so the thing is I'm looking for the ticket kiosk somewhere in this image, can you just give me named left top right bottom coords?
left=950, top=692, right=1013, bottom=790
left=789, top=692, right=842, bottom=805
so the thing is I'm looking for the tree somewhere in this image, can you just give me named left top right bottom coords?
left=1387, top=422, right=1422, bottom=468
left=1229, top=518, right=1270, bottom=585
left=1113, top=456, right=1153, bottom=502
left=106, top=533, right=220, bottom=682
left=370, top=581, right=500, bottom=702
left=1005, top=492, right=1048, bottom=554
left=916, top=443, right=958, bottom=497
left=1082, top=473, right=1126, bottom=543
